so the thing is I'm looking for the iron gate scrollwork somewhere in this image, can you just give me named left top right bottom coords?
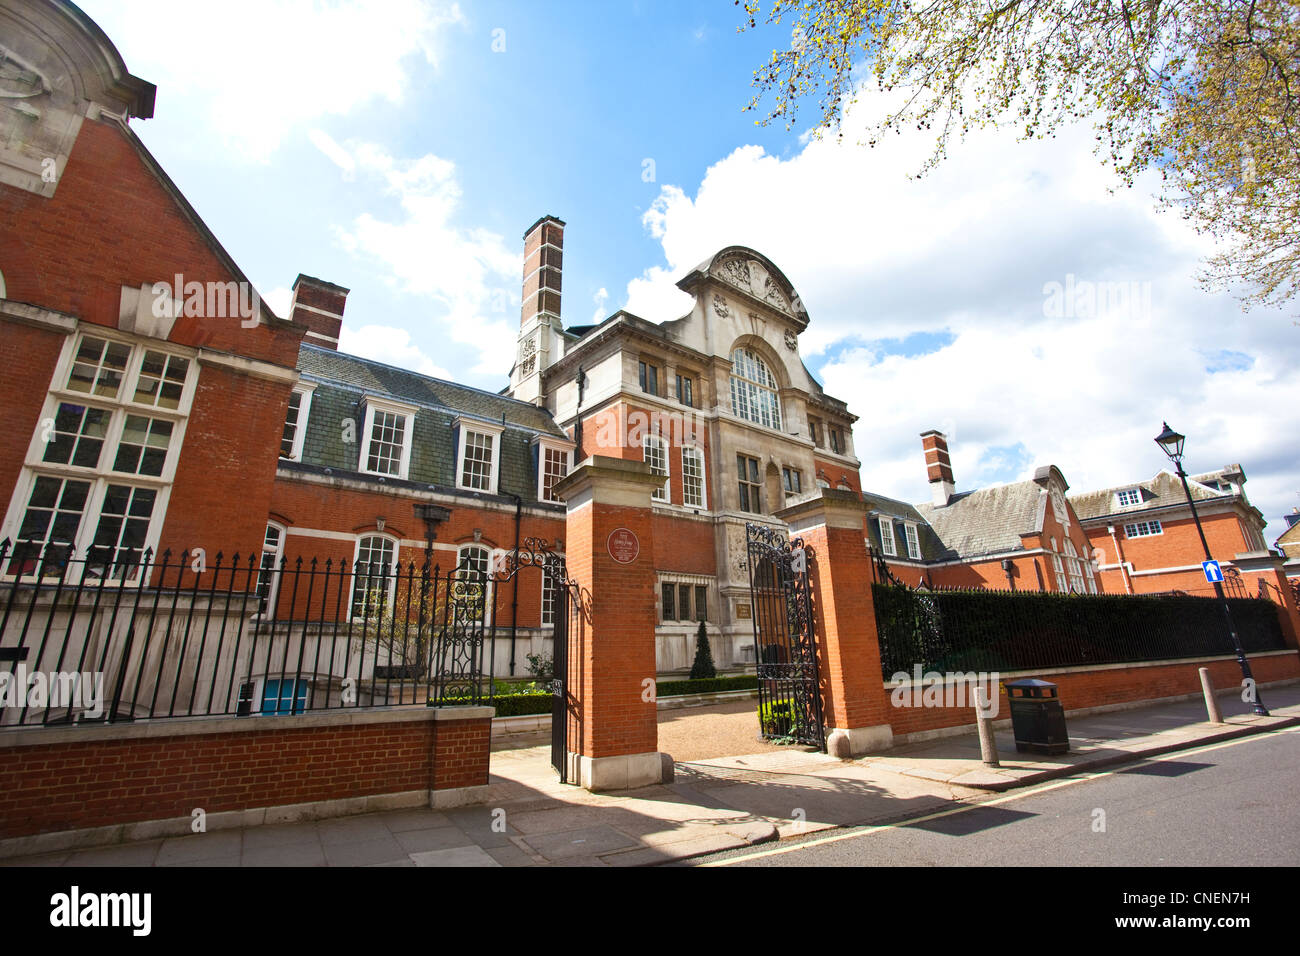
left=746, top=524, right=825, bottom=751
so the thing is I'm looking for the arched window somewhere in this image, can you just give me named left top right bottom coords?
left=351, top=534, right=397, bottom=620
left=729, top=348, right=782, bottom=430
left=454, top=544, right=493, bottom=623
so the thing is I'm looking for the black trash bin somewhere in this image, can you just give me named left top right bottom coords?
left=1005, top=678, right=1069, bottom=755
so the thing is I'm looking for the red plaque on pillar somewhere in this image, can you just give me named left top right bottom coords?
left=606, top=528, right=640, bottom=564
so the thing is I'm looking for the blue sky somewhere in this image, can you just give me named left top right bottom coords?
left=80, top=1, right=1300, bottom=545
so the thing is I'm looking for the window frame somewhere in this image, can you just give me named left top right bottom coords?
left=1116, top=487, right=1142, bottom=507
left=257, top=521, right=287, bottom=619
left=681, top=445, right=706, bottom=509
left=737, top=453, right=762, bottom=514
left=454, top=416, right=505, bottom=495
left=1, top=331, right=198, bottom=583
left=878, top=518, right=897, bottom=557
left=643, top=434, right=669, bottom=501
left=360, top=396, right=416, bottom=480
left=638, top=360, right=661, bottom=397
left=453, top=543, right=494, bottom=626
left=729, top=348, right=783, bottom=430
left=1124, top=520, right=1163, bottom=538
left=536, top=439, right=573, bottom=503
left=903, top=522, right=921, bottom=560
left=280, top=382, right=316, bottom=461
left=350, top=533, right=399, bottom=623
left=675, top=373, right=694, bottom=408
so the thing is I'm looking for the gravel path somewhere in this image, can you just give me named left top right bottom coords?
left=656, top=697, right=814, bottom=762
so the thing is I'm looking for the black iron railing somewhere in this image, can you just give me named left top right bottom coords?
left=0, top=538, right=567, bottom=728
left=873, top=581, right=1288, bottom=679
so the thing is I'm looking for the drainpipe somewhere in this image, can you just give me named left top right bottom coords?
left=1108, top=524, right=1134, bottom=594
left=509, top=493, right=522, bottom=676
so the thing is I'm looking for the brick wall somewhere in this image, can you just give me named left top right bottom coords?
left=885, top=651, right=1300, bottom=738
left=0, top=708, right=490, bottom=842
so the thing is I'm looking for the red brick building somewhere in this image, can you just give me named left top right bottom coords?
left=1068, top=466, right=1273, bottom=598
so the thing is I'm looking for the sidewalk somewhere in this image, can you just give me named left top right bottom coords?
left=7, top=682, right=1298, bottom=867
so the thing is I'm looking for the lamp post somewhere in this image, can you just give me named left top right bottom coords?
left=1154, top=423, right=1268, bottom=716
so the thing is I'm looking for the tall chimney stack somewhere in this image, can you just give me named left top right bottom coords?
left=921, top=429, right=955, bottom=506
left=509, top=215, right=565, bottom=404
left=289, top=274, right=349, bottom=351
left=521, top=215, right=564, bottom=328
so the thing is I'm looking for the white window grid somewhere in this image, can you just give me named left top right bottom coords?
left=366, top=410, right=406, bottom=476
left=904, top=523, right=921, bottom=560
left=541, top=445, right=569, bottom=502
left=1116, top=488, right=1141, bottom=507
left=455, top=544, right=493, bottom=624
left=682, top=446, right=706, bottom=509
left=1124, top=520, right=1163, bottom=538
left=729, top=348, right=782, bottom=430
left=351, top=534, right=398, bottom=621
left=280, top=386, right=316, bottom=461
left=643, top=435, right=668, bottom=501
left=879, top=519, right=896, bottom=556
left=2, top=332, right=194, bottom=582
left=461, top=431, right=495, bottom=491
left=257, top=522, right=286, bottom=617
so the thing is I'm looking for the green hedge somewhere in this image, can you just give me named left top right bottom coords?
left=434, top=692, right=553, bottom=717
left=873, top=584, right=1287, bottom=678
left=656, top=674, right=758, bottom=698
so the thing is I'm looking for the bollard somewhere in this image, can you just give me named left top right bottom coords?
left=974, top=685, right=1000, bottom=767
left=1198, top=667, right=1223, bottom=723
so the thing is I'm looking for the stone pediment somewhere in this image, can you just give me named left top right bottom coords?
left=712, top=252, right=794, bottom=316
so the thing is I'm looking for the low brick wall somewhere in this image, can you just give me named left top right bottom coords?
left=0, top=705, right=492, bottom=849
left=885, top=650, right=1300, bottom=739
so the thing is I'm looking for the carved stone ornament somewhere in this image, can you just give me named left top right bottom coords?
left=784, top=329, right=798, bottom=351
left=712, top=293, right=730, bottom=318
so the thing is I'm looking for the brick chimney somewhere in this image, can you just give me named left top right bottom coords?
left=510, top=215, right=565, bottom=404
left=921, top=429, right=955, bottom=506
left=521, top=215, right=564, bottom=327
left=289, top=274, right=349, bottom=351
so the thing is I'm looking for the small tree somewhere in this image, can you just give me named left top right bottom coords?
left=689, top=620, right=717, bottom=681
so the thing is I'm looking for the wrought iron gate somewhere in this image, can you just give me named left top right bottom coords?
left=746, top=524, right=825, bottom=751
left=499, top=539, right=578, bottom=782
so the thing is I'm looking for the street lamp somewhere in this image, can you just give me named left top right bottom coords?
left=1154, top=422, right=1268, bottom=716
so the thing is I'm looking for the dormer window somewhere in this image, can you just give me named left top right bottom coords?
left=1116, top=487, right=1141, bottom=507
left=360, top=397, right=416, bottom=480
left=455, top=417, right=505, bottom=494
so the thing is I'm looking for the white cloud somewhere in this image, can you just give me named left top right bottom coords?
left=83, top=0, right=465, bottom=162
left=259, top=285, right=294, bottom=319
left=592, top=287, right=609, bottom=322
left=627, top=102, right=1300, bottom=545
left=338, top=324, right=450, bottom=380
left=309, top=136, right=520, bottom=376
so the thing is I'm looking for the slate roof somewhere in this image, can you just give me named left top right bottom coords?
left=1067, top=469, right=1236, bottom=522
left=915, top=480, right=1048, bottom=559
left=863, top=492, right=950, bottom=561
left=297, top=344, right=566, bottom=437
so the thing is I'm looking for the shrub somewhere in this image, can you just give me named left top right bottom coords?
left=689, top=620, right=717, bottom=680
left=655, top=674, right=758, bottom=698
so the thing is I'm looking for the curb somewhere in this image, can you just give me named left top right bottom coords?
left=929, top=714, right=1300, bottom=793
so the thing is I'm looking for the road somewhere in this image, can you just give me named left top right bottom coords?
left=692, top=727, right=1300, bottom=867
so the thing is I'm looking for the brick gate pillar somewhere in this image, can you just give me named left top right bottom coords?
left=776, top=489, right=894, bottom=757
left=553, top=456, right=672, bottom=791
